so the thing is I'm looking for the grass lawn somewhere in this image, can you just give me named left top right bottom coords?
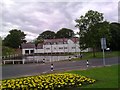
left=73, top=51, right=120, bottom=61
left=66, top=64, right=119, bottom=88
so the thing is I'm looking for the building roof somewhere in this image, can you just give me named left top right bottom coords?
left=21, top=43, right=35, bottom=49
left=21, top=37, right=79, bottom=49
left=44, top=38, right=68, bottom=44
left=71, top=37, right=79, bottom=43
left=44, top=37, right=79, bottom=44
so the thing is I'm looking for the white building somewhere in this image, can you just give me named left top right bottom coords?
left=21, top=37, right=89, bottom=55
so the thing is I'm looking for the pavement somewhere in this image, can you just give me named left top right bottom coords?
left=1, top=57, right=119, bottom=80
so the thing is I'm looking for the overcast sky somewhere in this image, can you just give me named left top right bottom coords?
left=1, top=0, right=119, bottom=41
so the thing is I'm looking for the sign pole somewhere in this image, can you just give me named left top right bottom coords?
left=102, top=48, right=105, bottom=66
left=101, top=38, right=106, bottom=66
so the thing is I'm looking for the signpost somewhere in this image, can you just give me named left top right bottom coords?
left=101, top=38, right=107, bottom=66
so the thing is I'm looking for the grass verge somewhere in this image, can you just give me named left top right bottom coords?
left=73, top=51, right=120, bottom=61
left=66, top=64, right=119, bottom=88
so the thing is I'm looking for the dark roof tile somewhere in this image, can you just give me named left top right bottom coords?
left=21, top=43, right=35, bottom=49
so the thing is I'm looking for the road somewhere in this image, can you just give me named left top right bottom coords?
left=2, top=57, right=119, bottom=80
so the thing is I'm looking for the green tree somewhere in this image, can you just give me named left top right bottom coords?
left=109, top=22, right=120, bottom=51
left=75, top=10, right=110, bottom=57
left=56, top=28, right=74, bottom=38
left=3, top=29, right=26, bottom=48
left=32, top=38, right=44, bottom=48
left=0, top=36, right=2, bottom=57
left=37, top=30, right=55, bottom=39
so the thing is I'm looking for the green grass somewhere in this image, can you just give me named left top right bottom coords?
left=73, top=51, right=120, bottom=61
left=66, top=64, right=119, bottom=88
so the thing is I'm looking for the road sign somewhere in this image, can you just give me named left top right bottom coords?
left=101, top=38, right=107, bottom=49
left=101, top=38, right=107, bottom=66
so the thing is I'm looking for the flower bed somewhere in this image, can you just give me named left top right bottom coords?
left=1, top=73, right=95, bottom=89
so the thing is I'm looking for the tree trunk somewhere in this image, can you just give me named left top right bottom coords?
left=93, top=48, right=96, bottom=57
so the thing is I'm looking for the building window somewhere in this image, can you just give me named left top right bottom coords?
left=25, top=50, right=29, bottom=54
left=46, top=48, right=50, bottom=50
left=30, top=50, right=34, bottom=54
left=72, top=47, right=76, bottom=49
left=59, top=47, right=63, bottom=49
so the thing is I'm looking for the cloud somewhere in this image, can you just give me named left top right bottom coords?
left=1, top=0, right=118, bottom=41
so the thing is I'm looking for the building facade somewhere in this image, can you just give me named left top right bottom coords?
left=21, top=37, right=89, bottom=55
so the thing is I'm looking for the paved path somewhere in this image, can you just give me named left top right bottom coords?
left=2, top=57, right=119, bottom=80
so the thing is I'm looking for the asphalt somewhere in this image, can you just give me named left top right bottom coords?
left=1, top=57, right=119, bottom=80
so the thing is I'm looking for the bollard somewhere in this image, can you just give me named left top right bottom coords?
left=69, top=56, right=71, bottom=61
left=51, top=63, right=54, bottom=71
left=87, top=60, right=89, bottom=68
left=43, top=58, right=45, bottom=63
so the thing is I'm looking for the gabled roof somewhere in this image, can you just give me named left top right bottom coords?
left=21, top=43, right=35, bottom=49
left=71, top=37, right=79, bottom=43
left=21, top=37, right=79, bottom=49
left=44, top=38, right=68, bottom=44
left=44, top=37, right=79, bottom=44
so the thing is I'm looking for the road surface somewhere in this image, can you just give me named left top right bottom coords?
left=2, top=57, right=119, bottom=80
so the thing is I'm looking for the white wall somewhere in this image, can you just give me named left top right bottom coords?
left=22, top=39, right=89, bottom=55
left=22, top=48, right=34, bottom=55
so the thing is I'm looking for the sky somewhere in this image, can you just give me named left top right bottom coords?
left=1, top=0, right=119, bottom=41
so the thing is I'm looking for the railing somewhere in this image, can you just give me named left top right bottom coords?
left=2, top=54, right=80, bottom=65
left=2, top=54, right=22, bottom=60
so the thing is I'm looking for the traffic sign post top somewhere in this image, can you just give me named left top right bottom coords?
left=101, top=38, right=107, bottom=49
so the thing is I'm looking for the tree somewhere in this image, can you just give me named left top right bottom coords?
left=0, top=36, right=2, bottom=46
left=56, top=28, right=74, bottom=38
left=109, top=22, right=120, bottom=51
left=3, top=29, right=26, bottom=48
left=32, top=38, right=44, bottom=48
left=37, top=30, right=56, bottom=39
left=75, top=10, right=110, bottom=57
